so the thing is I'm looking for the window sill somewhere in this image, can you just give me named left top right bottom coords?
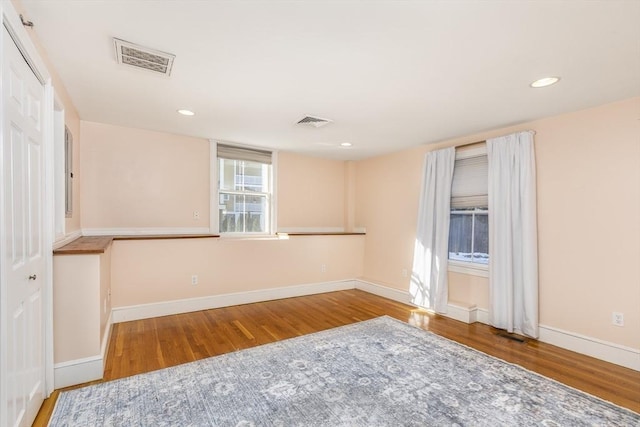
left=219, top=233, right=283, bottom=241
left=448, top=261, right=489, bottom=278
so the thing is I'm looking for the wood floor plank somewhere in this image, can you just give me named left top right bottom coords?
left=34, top=290, right=640, bottom=426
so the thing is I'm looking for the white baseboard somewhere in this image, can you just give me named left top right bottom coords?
left=354, top=279, right=412, bottom=304
left=54, top=355, right=103, bottom=389
left=444, top=301, right=477, bottom=323
left=82, top=227, right=211, bottom=236
left=538, top=324, right=640, bottom=371
left=53, top=312, right=113, bottom=388
left=112, top=280, right=357, bottom=323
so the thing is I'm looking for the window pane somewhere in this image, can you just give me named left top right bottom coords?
left=472, top=212, right=489, bottom=264
left=219, top=193, right=267, bottom=233
left=219, top=159, right=268, bottom=193
left=448, top=213, right=472, bottom=262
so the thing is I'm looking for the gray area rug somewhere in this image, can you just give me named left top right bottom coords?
left=50, top=316, right=639, bottom=426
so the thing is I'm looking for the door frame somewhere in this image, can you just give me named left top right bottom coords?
left=0, top=0, right=55, bottom=405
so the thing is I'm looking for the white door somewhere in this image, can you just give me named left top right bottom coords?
left=2, top=26, right=46, bottom=427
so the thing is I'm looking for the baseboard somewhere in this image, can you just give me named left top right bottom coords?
left=443, top=301, right=478, bottom=323
left=82, top=227, right=211, bottom=236
left=52, top=312, right=113, bottom=388
left=447, top=306, right=639, bottom=371
left=54, top=355, right=103, bottom=389
left=538, top=324, right=640, bottom=371
left=112, top=279, right=357, bottom=323
left=354, top=279, right=412, bottom=305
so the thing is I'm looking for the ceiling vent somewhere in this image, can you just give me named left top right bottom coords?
left=296, top=115, right=333, bottom=128
left=113, top=38, right=175, bottom=76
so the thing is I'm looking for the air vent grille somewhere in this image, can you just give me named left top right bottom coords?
left=296, top=115, right=333, bottom=128
left=114, top=38, right=175, bottom=76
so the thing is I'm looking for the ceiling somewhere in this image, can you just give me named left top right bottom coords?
left=19, top=1, right=640, bottom=160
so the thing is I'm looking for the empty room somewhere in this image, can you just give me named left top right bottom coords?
left=0, top=1, right=638, bottom=426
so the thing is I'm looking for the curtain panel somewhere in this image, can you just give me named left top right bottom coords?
left=487, top=131, right=539, bottom=338
left=410, top=147, right=455, bottom=313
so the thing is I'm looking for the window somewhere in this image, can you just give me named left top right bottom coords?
left=448, top=146, right=488, bottom=270
left=217, top=144, right=272, bottom=234
left=449, top=208, right=488, bottom=264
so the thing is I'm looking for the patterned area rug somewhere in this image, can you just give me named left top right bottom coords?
left=50, top=316, right=639, bottom=426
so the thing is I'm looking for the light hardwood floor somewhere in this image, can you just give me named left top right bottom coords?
left=35, top=290, right=640, bottom=425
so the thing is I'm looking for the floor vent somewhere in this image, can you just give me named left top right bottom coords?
left=296, top=115, right=333, bottom=128
left=113, top=38, right=175, bottom=76
left=496, top=332, right=527, bottom=343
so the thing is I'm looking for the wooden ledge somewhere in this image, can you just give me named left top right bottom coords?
left=53, top=231, right=358, bottom=254
left=278, top=232, right=366, bottom=236
left=54, top=234, right=220, bottom=255
left=53, top=236, right=113, bottom=255
left=113, top=234, right=220, bottom=241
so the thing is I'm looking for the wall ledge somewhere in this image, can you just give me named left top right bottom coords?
left=52, top=229, right=82, bottom=250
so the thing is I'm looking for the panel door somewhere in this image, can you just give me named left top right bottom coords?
left=2, top=26, right=46, bottom=427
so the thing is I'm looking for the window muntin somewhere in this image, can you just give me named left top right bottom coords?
left=218, top=156, right=271, bottom=234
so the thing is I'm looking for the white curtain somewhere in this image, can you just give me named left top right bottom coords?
left=410, top=147, right=455, bottom=313
left=487, top=131, right=539, bottom=338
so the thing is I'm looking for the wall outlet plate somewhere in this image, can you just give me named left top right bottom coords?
left=612, top=312, right=624, bottom=327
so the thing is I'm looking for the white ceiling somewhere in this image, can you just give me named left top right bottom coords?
left=20, top=1, right=640, bottom=160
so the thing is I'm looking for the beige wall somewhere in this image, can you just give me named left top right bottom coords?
left=355, top=97, right=640, bottom=350
left=80, top=121, right=210, bottom=229
left=277, top=152, right=346, bottom=230
left=53, top=255, right=102, bottom=362
left=111, top=235, right=364, bottom=307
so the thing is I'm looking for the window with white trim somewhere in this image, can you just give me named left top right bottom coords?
left=448, top=146, right=489, bottom=269
left=217, top=144, right=273, bottom=234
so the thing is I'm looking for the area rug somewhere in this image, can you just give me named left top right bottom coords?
left=49, top=316, right=639, bottom=426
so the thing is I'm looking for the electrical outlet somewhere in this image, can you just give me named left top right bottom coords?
left=321, top=264, right=327, bottom=273
left=402, top=269, right=408, bottom=278
left=191, top=275, right=198, bottom=286
left=193, top=210, right=200, bottom=220
left=612, top=312, right=624, bottom=327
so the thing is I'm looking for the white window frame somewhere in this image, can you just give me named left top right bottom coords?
left=448, top=208, right=489, bottom=277
left=448, top=144, right=489, bottom=278
left=209, top=140, right=277, bottom=237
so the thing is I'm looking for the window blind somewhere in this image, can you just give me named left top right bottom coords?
left=217, top=144, right=272, bottom=165
left=451, top=154, right=488, bottom=209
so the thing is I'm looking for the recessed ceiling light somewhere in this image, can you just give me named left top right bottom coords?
left=530, top=77, right=560, bottom=88
left=177, top=109, right=195, bottom=116
left=340, top=142, right=353, bottom=147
